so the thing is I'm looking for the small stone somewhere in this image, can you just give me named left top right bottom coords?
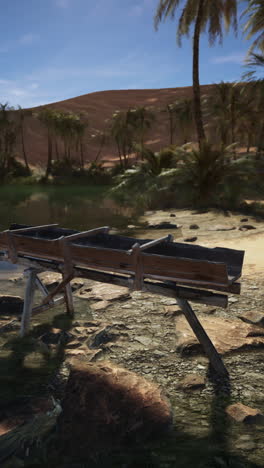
left=71, top=279, right=84, bottom=291
left=135, top=336, right=153, bottom=347
left=226, top=403, right=264, bottom=424
left=66, top=340, right=83, bottom=349
left=239, top=225, right=256, bottom=231
left=90, top=301, right=110, bottom=311
left=209, top=225, right=236, bottom=231
left=147, top=222, right=179, bottom=230
left=163, top=306, right=181, bottom=318
left=184, top=237, right=197, bottom=242
left=240, top=218, right=248, bottom=222
left=240, top=311, right=264, bottom=327
left=153, top=350, right=167, bottom=358
left=177, top=374, right=206, bottom=390
left=170, top=214, right=176, bottom=217
left=229, top=297, right=238, bottom=304
left=189, top=224, right=199, bottom=230
left=127, top=225, right=136, bottom=229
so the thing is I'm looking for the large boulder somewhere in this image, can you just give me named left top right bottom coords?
left=58, top=361, right=172, bottom=456
left=175, top=315, right=264, bottom=355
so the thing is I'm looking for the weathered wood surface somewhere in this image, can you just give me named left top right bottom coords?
left=0, top=237, right=232, bottom=289
left=0, top=225, right=244, bottom=291
left=20, top=269, right=37, bottom=337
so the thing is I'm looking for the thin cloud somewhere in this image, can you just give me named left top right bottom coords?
left=211, top=53, right=245, bottom=65
left=19, top=33, right=38, bottom=45
left=129, top=0, right=156, bottom=17
left=55, top=0, right=71, bottom=8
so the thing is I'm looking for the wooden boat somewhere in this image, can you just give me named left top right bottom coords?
left=0, top=223, right=244, bottom=293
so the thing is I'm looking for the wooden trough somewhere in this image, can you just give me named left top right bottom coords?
left=0, top=223, right=245, bottom=377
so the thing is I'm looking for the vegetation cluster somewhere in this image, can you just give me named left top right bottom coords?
left=0, top=0, right=264, bottom=215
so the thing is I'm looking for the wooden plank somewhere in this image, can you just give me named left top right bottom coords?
left=41, top=273, right=74, bottom=305
left=35, top=275, right=51, bottom=297
left=142, top=252, right=229, bottom=287
left=32, top=296, right=65, bottom=315
left=131, top=243, right=144, bottom=290
left=129, top=234, right=173, bottom=254
left=7, top=224, right=58, bottom=234
left=63, top=226, right=110, bottom=242
left=176, top=297, right=229, bottom=377
left=20, top=269, right=37, bottom=337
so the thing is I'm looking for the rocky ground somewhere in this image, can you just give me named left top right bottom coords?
left=0, top=209, right=264, bottom=467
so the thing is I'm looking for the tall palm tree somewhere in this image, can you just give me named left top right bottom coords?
left=17, top=106, right=31, bottom=172
left=243, top=0, right=264, bottom=52
left=154, top=0, right=238, bottom=149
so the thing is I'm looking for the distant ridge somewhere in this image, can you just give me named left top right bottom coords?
left=21, top=84, right=216, bottom=166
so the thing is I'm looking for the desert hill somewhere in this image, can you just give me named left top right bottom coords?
left=21, top=84, right=216, bottom=167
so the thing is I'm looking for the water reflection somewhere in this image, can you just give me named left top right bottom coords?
left=0, top=185, right=136, bottom=233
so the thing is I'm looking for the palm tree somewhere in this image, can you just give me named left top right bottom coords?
left=243, top=0, right=264, bottom=52
left=128, top=106, right=155, bottom=149
left=154, top=0, right=238, bottom=149
left=17, top=106, right=31, bottom=172
left=37, top=108, right=57, bottom=177
left=174, top=98, right=194, bottom=144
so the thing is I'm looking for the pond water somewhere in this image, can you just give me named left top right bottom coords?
left=0, top=185, right=136, bottom=233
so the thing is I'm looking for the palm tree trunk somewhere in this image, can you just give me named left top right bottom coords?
left=169, top=110, right=173, bottom=145
left=21, top=126, right=29, bottom=171
left=46, top=131, right=52, bottom=177
left=192, top=0, right=206, bottom=150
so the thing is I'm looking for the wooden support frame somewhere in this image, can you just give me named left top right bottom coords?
left=176, top=297, right=228, bottom=377
left=0, top=220, right=244, bottom=377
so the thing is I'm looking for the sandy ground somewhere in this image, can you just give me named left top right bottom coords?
left=137, top=209, right=264, bottom=276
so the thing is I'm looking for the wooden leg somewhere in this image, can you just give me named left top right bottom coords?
left=20, top=269, right=37, bottom=337
left=176, top=297, right=228, bottom=377
left=64, top=282, right=74, bottom=317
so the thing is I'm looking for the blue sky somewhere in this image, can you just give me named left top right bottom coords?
left=0, top=0, right=253, bottom=108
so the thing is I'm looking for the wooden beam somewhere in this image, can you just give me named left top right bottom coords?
left=63, top=226, right=109, bottom=242
left=176, top=297, right=229, bottom=377
left=41, top=273, right=74, bottom=305
left=129, top=234, right=173, bottom=254
left=32, top=296, right=65, bottom=315
left=7, top=224, right=58, bottom=234
left=20, top=269, right=37, bottom=337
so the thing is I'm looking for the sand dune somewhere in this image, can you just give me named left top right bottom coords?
left=19, top=84, right=216, bottom=167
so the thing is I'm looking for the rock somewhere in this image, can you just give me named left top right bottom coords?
left=240, top=218, right=248, bottom=222
left=175, top=315, right=264, bottom=355
left=58, top=360, right=172, bottom=455
left=71, top=278, right=84, bottom=291
left=240, top=311, right=264, bottom=327
left=0, top=295, right=23, bottom=314
left=88, top=325, right=116, bottom=349
left=76, top=283, right=130, bottom=302
left=184, top=237, right=197, bottom=242
left=189, top=224, right=199, bottom=230
left=226, top=403, right=264, bottom=424
left=147, top=222, right=179, bottom=230
left=40, top=328, right=73, bottom=345
left=163, top=306, right=182, bottom=318
left=177, top=374, right=206, bottom=390
left=38, top=272, right=62, bottom=290
left=229, top=297, right=238, bottom=304
left=66, top=340, right=83, bottom=349
left=239, top=224, right=256, bottom=231
left=135, top=336, right=153, bottom=347
left=90, top=300, right=111, bottom=311
left=0, top=319, right=20, bottom=333
left=209, top=225, right=236, bottom=231
left=170, top=214, right=176, bottom=217
left=127, top=225, right=136, bottom=229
